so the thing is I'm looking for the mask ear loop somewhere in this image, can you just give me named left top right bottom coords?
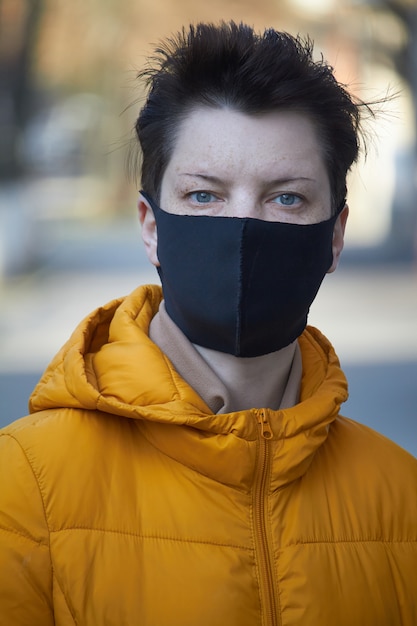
left=139, top=190, right=160, bottom=214
left=335, top=198, right=347, bottom=215
left=139, top=190, right=152, bottom=203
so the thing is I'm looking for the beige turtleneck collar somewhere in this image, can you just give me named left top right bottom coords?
left=149, top=301, right=302, bottom=414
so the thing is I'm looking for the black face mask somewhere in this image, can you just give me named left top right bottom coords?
left=142, top=192, right=343, bottom=358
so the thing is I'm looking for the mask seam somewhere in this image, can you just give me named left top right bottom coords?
left=235, top=219, right=247, bottom=356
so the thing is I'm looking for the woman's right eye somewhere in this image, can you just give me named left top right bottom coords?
left=189, top=191, right=217, bottom=203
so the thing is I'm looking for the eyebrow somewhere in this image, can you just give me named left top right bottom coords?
left=180, top=173, right=224, bottom=184
left=180, top=173, right=316, bottom=186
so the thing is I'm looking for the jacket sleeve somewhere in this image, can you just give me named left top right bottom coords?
left=0, top=432, right=54, bottom=626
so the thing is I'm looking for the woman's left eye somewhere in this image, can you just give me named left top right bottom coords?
left=190, top=191, right=217, bottom=203
left=272, top=194, right=301, bottom=206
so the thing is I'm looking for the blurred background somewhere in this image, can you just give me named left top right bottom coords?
left=0, top=0, right=416, bottom=455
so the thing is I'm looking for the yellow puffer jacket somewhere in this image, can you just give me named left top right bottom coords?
left=1, top=285, right=416, bottom=626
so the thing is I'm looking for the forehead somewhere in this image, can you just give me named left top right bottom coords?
left=166, top=107, right=327, bottom=180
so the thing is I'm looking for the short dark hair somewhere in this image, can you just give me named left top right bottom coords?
left=135, top=21, right=371, bottom=209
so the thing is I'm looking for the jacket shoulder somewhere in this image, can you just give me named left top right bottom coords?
left=309, top=415, right=417, bottom=540
left=1, top=407, right=133, bottom=476
left=332, top=415, right=417, bottom=470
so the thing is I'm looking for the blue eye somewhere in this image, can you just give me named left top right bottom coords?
left=190, top=191, right=216, bottom=203
left=275, top=194, right=300, bottom=206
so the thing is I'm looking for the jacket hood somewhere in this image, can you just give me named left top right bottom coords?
left=29, top=284, right=348, bottom=488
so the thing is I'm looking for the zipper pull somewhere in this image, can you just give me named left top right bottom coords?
left=257, top=409, right=273, bottom=440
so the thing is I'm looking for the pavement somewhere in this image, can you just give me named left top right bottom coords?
left=0, top=213, right=416, bottom=457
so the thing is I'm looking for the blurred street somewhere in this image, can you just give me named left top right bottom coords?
left=0, top=212, right=416, bottom=457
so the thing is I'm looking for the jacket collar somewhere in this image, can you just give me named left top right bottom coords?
left=29, top=284, right=348, bottom=490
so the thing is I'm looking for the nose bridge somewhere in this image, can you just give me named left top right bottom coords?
left=229, top=189, right=260, bottom=219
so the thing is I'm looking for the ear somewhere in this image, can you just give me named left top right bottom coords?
left=327, top=204, right=349, bottom=274
left=138, top=193, right=160, bottom=267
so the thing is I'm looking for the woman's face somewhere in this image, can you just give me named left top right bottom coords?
left=159, top=107, right=333, bottom=224
left=139, top=106, right=348, bottom=271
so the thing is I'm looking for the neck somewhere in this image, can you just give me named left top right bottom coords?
left=193, top=341, right=299, bottom=412
left=149, top=301, right=302, bottom=413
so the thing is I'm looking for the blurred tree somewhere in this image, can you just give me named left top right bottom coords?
left=0, top=0, right=44, bottom=179
left=367, top=0, right=416, bottom=142
left=365, top=0, right=417, bottom=256
left=379, top=1, right=417, bottom=113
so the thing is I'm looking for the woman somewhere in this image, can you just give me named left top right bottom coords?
left=1, top=22, right=416, bottom=626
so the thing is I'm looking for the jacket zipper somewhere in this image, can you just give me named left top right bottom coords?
left=253, top=409, right=279, bottom=626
